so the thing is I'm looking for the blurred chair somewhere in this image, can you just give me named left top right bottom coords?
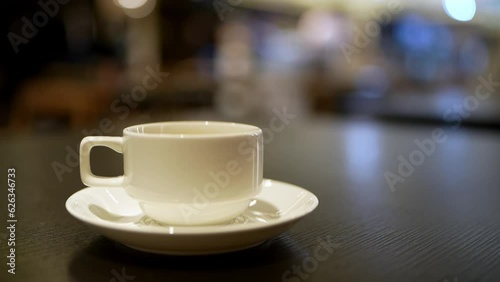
left=10, top=61, right=121, bottom=130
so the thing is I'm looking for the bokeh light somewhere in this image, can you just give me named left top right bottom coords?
left=443, top=0, right=476, bottom=22
left=114, top=0, right=156, bottom=18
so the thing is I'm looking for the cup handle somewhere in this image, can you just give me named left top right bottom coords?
left=80, top=136, right=124, bottom=187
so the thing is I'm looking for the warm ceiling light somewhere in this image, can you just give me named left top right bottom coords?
left=116, top=0, right=148, bottom=10
left=114, top=0, right=156, bottom=18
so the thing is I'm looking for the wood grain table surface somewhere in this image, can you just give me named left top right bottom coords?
left=1, top=116, right=500, bottom=282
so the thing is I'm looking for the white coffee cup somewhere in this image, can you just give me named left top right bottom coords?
left=80, top=121, right=263, bottom=225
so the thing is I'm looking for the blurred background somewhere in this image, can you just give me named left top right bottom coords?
left=1, top=0, right=499, bottom=133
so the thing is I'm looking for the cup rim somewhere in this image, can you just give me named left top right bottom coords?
left=123, top=121, right=262, bottom=138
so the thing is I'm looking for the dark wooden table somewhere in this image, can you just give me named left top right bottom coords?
left=1, top=116, right=500, bottom=282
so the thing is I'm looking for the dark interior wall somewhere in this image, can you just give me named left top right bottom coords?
left=159, top=1, right=217, bottom=65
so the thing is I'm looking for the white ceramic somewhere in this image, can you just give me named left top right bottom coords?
left=80, top=121, right=263, bottom=225
left=65, top=179, right=318, bottom=255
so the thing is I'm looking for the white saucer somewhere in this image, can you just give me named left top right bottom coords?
left=65, top=179, right=319, bottom=255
